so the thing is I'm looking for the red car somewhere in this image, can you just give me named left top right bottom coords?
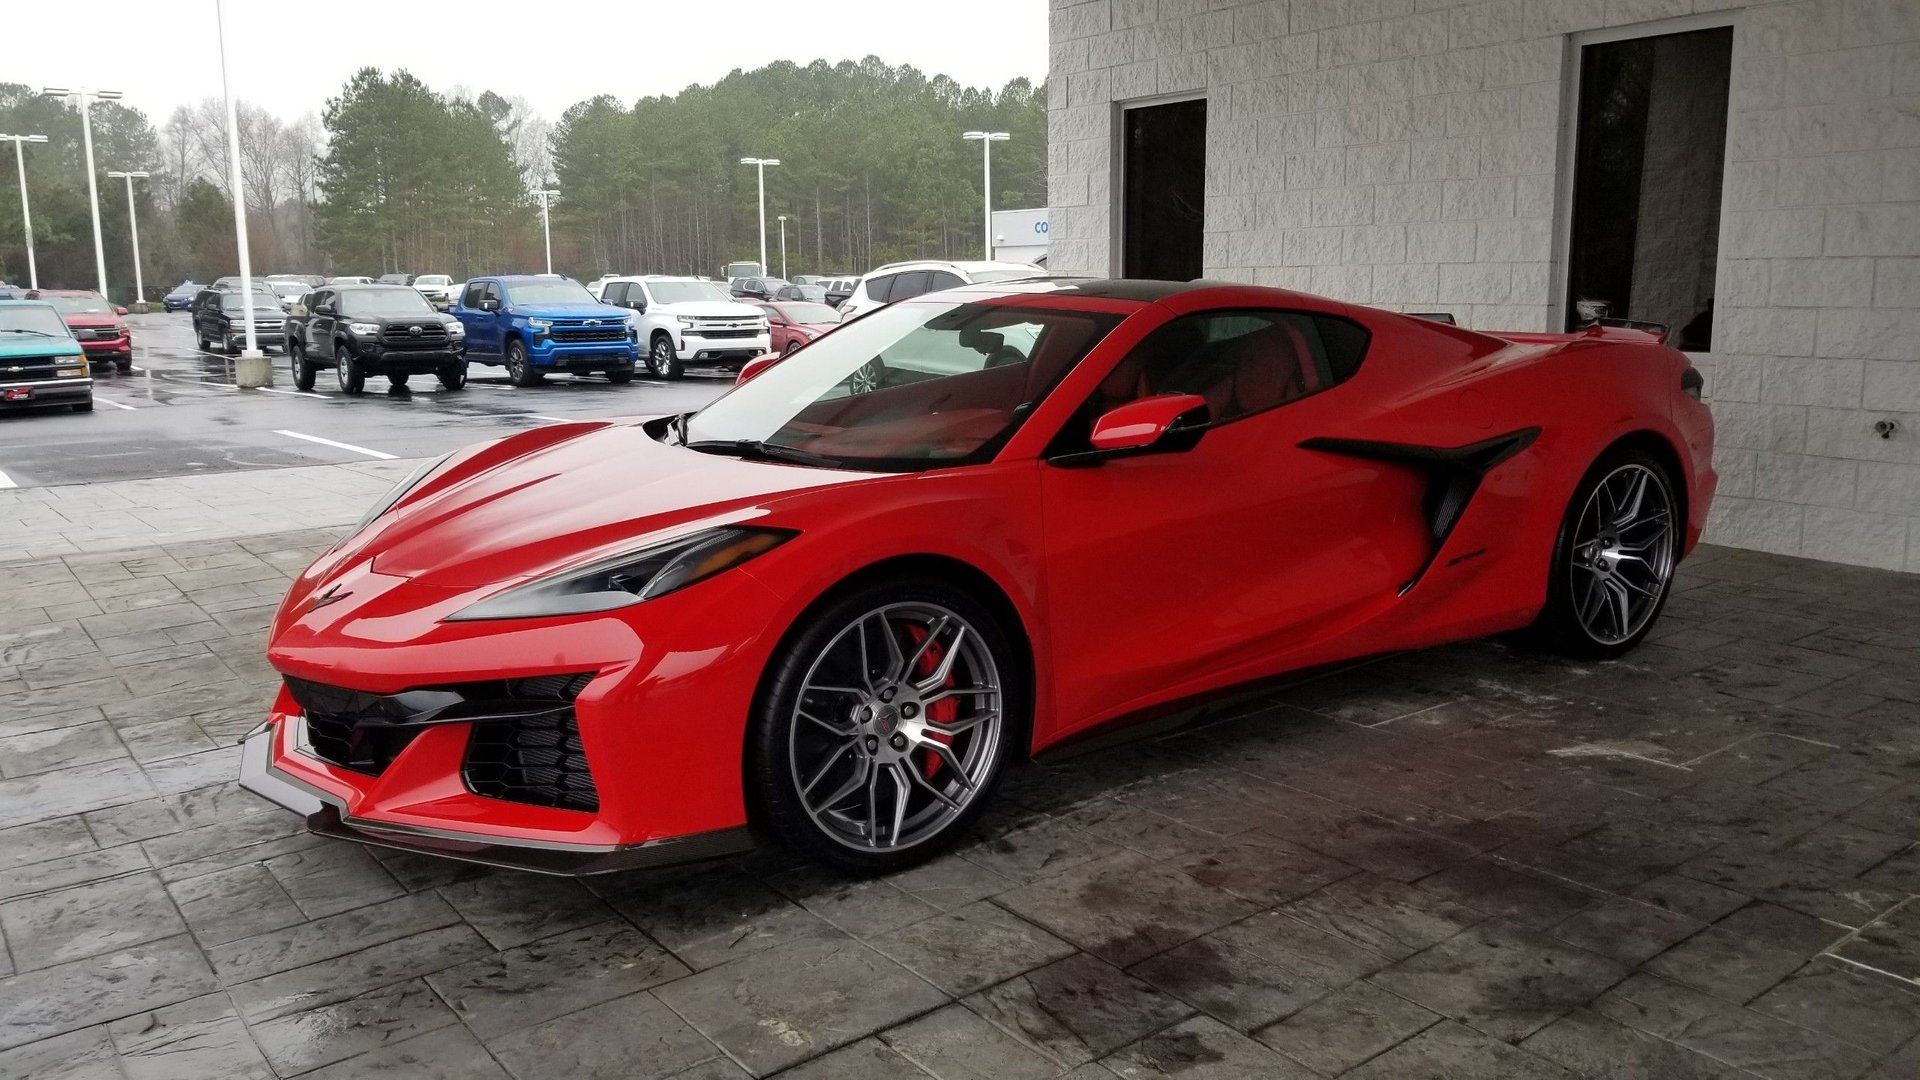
left=31, top=290, right=132, bottom=373
left=754, top=298, right=844, bottom=355
left=241, top=279, right=1715, bottom=874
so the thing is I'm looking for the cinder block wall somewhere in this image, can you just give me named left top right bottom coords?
left=1047, top=0, right=1920, bottom=571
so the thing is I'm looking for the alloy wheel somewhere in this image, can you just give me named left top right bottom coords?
left=1569, top=463, right=1675, bottom=646
left=787, top=602, right=1003, bottom=852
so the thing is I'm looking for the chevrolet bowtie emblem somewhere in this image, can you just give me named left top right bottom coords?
left=306, top=584, right=351, bottom=611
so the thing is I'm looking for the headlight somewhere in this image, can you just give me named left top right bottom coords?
left=676, top=316, right=697, bottom=327
left=443, top=321, right=464, bottom=336
left=353, top=452, right=453, bottom=534
left=447, top=526, right=793, bottom=621
left=528, top=318, right=553, bottom=330
left=348, top=322, right=380, bottom=336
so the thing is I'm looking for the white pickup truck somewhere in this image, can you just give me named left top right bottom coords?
left=596, top=275, right=770, bottom=379
left=413, top=274, right=457, bottom=309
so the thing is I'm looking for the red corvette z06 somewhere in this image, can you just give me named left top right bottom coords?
left=242, top=279, right=1716, bottom=873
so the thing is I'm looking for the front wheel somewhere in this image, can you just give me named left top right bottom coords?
left=649, top=334, right=682, bottom=380
left=335, top=346, right=366, bottom=395
left=289, top=339, right=316, bottom=391
left=505, top=339, right=542, bottom=387
left=752, top=578, right=1025, bottom=872
left=1530, top=450, right=1680, bottom=659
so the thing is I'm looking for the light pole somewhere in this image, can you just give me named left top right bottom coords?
left=533, top=188, right=559, bottom=274
left=43, top=87, right=123, bottom=299
left=108, top=170, right=149, bottom=307
left=739, top=157, right=780, bottom=274
left=962, top=131, right=1009, bottom=260
left=0, top=134, right=47, bottom=290
left=777, top=214, right=787, bottom=280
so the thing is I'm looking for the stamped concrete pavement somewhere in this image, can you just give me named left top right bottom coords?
left=0, top=529, right=1916, bottom=1078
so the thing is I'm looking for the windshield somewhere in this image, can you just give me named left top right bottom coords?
left=39, top=294, right=111, bottom=315
left=781, top=285, right=828, bottom=302
left=220, top=293, right=280, bottom=311
left=340, top=288, right=436, bottom=317
left=504, top=280, right=597, bottom=305
left=648, top=281, right=731, bottom=305
left=779, top=302, right=841, bottom=324
left=268, top=282, right=305, bottom=297
left=0, top=306, right=73, bottom=336
left=683, top=300, right=1122, bottom=469
left=415, top=275, right=450, bottom=286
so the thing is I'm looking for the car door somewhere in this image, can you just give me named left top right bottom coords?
left=460, top=282, right=503, bottom=357
left=1036, top=308, right=1432, bottom=735
left=307, top=289, right=337, bottom=360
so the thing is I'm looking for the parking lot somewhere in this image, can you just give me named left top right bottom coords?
left=0, top=313, right=729, bottom=490
left=1, top=513, right=1916, bottom=1076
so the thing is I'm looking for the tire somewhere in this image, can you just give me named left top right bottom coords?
left=335, top=344, right=366, bottom=395
left=505, top=338, right=542, bottom=387
left=783, top=340, right=801, bottom=355
left=438, top=360, right=467, bottom=391
left=289, top=339, right=316, bottom=391
left=196, top=329, right=210, bottom=351
left=607, top=369, right=633, bottom=385
left=72, top=399, right=93, bottom=413
left=114, top=357, right=132, bottom=375
left=751, top=576, right=1026, bottom=873
left=1529, top=448, right=1680, bottom=660
left=649, top=334, right=682, bottom=380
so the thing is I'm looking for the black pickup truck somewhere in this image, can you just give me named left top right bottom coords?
left=285, top=283, right=468, bottom=394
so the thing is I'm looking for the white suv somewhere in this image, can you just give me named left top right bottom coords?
left=837, top=260, right=1045, bottom=320
left=599, top=276, right=771, bottom=379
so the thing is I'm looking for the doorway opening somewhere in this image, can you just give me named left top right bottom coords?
left=1121, top=98, right=1207, bottom=281
left=1564, top=25, right=1733, bottom=350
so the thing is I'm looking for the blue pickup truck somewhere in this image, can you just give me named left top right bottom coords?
left=450, top=275, right=641, bottom=386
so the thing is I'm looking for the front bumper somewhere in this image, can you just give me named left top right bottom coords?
left=1, top=377, right=92, bottom=408
left=529, top=336, right=640, bottom=370
left=240, top=721, right=752, bottom=875
left=675, top=331, right=771, bottom=365
left=352, top=343, right=465, bottom=374
left=79, top=337, right=131, bottom=359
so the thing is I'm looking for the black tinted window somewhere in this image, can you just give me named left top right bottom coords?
left=888, top=271, right=932, bottom=301
left=1085, top=309, right=1369, bottom=427
left=927, top=271, right=965, bottom=292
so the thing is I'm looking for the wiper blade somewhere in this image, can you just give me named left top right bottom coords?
left=0, top=328, right=58, bottom=337
left=682, top=439, right=840, bottom=468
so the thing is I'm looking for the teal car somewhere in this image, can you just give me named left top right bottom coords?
left=0, top=300, right=93, bottom=413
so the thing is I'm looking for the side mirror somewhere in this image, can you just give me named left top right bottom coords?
left=1052, top=393, right=1211, bottom=467
left=116, top=306, right=129, bottom=316
left=479, top=298, right=500, bottom=312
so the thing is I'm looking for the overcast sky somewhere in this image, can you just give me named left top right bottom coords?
left=8, top=0, right=1049, bottom=124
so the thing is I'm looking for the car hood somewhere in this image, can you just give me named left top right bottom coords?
left=0, top=334, right=83, bottom=358
left=60, top=313, right=122, bottom=329
left=513, top=302, right=631, bottom=320
left=340, top=420, right=880, bottom=590
left=657, top=300, right=765, bottom=318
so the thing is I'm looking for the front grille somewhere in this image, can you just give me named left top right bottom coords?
left=0, top=356, right=68, bottom=381
left=79, top=327, right=123, bottom=340
left=462, top=674, right=600, bottom=813
left=694, top=328, right=759, bottom=340
left=380, top=324, right=450, bottom=348
left=287, top=677, right=427, bottom=775
left=552, top=326, right=628, bottom=343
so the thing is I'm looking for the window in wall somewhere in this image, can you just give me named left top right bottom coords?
left=1565, top=26, right=1733, bottom=350
left=1122, top=98, right=1207, bottom=281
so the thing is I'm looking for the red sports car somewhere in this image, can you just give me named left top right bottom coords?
left=32, top=289, right=132, bottom=373
left=242, top=280, right=1715, bottom=874
left=754, top=298, right=844, bottom=355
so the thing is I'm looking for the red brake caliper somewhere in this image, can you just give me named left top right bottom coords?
left=907, top=625, right=957, bottom=780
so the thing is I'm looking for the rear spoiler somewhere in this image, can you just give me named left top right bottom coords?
left=1481, top=320, right=1670, bottom=347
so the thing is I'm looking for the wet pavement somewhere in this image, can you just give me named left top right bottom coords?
left=0, top=313, right=730, bottom=489
left=0, top=535, right=1915, bottom=1078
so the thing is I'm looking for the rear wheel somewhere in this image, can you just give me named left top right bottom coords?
left=505, top=338, right=542, bottom=387
left=289, top=339, right=316, bottom=391
left=752, top=578, right=1024, bottom=872
left=335, top=345, right=366, bottom=395
left=1531, top=450, right=1679, bottom=659
left=607, top=368, right=633, bottom=385
left=437, top=360, right=467, bottom=391
left=114, top=357, right=132, bottom=375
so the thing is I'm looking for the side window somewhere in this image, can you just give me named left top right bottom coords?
left=1084, top=309, right=1369, bottom=428
left=310, top=289, right=332, bottom=312
left=603, top=282, right=628, bottom=305
left=888, top=271, right=933, bottom=301
left=926, top=271, right=965, bottom=293
left=481, top=282, right=502, bottom=308
left=864, top=274, right=895, bottom=302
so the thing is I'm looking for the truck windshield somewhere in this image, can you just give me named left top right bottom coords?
left=0, top=306, right=72, bottom=336
left=340, top=289, right=436, bottom=317
left=649, top=282, right=731, bottom=304
left=505, top=280, right=597, bottom=305
left=39, top=294, right=112, bottom=315
left=682, top=300, right=1122, bottom=470
left=220, top=293, right=280, bottom=311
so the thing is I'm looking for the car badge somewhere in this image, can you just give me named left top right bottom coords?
left=586, top=319, right=600, bottom=326
left=305, top=583, right=351, bottom=612
left=408, top=324, right=422, bottom=335
left=3, top=365, right=21, bottom=374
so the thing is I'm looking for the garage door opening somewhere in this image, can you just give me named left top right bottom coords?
left=1564, top=25, right=1733, bottom=350
left=1121, top=97, right=1206, bottom=281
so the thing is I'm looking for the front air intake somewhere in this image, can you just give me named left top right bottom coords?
left=461, top=674, right=600, bottom=813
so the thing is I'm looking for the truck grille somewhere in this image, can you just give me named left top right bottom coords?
left=380, top=324, right=450, bottom=348
left=462, top=674, right=600, bottom=813
left=0, top=356, right=70, bottom=382
left=551, top=326, right=628, bottom=344
left=77, top=327, right=123, bottom=340
left=695, top=328, right=760, bottom=340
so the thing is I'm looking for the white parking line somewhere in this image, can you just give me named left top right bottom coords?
left=91, top=397, right=137, bottom=410
left=0, top=469, right=15, bottom=489
left=255, top=387, right=322, bottom=397
left=273, top=430, right=397, bottom=460
left=529, top=415, right=573, bottom=422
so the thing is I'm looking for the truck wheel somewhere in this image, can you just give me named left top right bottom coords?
left=335, top=345, right=366, bottom=395
left=649, top=334, right=682, bottom=379
left=115, top=357, right=133, bottom=375
left=196, top=329, right=210, bottom=351
left=438, top=360, right=467, bottom=391
left=505, top=339, right=543, bottom=387
left=607, top=369, right=633, bottom=385
left=289, top=339, right=316, bottom=391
